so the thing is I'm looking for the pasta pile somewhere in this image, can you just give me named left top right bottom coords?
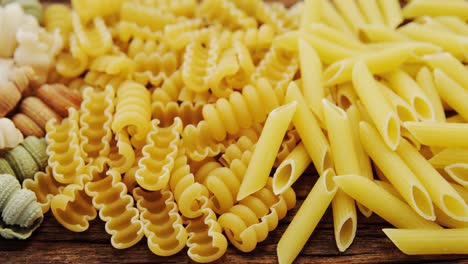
left=0, top=0, right=466, bottom=262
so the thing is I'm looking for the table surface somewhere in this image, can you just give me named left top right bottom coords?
left=2, top=0, right=468, bottom=263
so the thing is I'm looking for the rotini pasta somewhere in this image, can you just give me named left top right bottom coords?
left=133, top=187, right=187, bottom=256
left=71, top=0, right=123, bottom=24
left=72, top=13, right=112, bottom=57
left=85, top=169, right=144, bottom=249
left=135, top=118, right=182, bottom=191
left=56, top=34, right=89, bottom=78
left=255, top=1, right=299, bottom=33
left=198, top=0, right=257, bottom=30
left=108, top=131, right=135, bottom=174
left=120, top=1, right=177, bottom=31
left=163, top=19, right=204, bottom=50
left=90, top=54, right=135, bottom=77
left=22, top=166, right=64, bottom=214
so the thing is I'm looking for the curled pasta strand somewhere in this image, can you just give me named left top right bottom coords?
left=232, top=24, right=275, bottom=52
left=22, top=166, right=64, bottom=214
left=133, top=187, right=187, bottom=256
left=108, top=131, right=135, bottom=174
left=219, top=134, right=258, bottom=167
left=152, top=71, right=185, bottom=103
left=198, top=0, right=257, bottom=30
left=79, top=86, right=115, bottom=163
left=45, top=108, right=86, bottom=184
left=90, top=54, right=135, bottom=77
left=72, top=12, right=113, bottom=57
left=120, top=1, right=177, bottom=31
left=127, top=38, right=166, bottom=59
left=71, top=0, right=123, bottom=24
left=56, top=34, right=89, bottom=78
left=83, top=71, right=125, bottom=90
left=218, top=178, right=296, bottom=252
left=135, top=118, right=182, bottom=191
left=152, top=101, right=204, bottom=128
left=85, top=169, right=144, bottom=249
left=133, top=52, right=178, bottom=87
left=164, top=19, right=204, bottom=50
left=112, top=21, right=163, bottom=43
left=44, top=4, right=72, bottom=46
left=255, top=1, right=299, bottom=34
left=0, top=118, right=24, bottom=150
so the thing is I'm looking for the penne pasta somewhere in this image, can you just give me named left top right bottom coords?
left=400, top=127, right=421, bottom=151
left=306, top=23, right=367, bottom=51
left=415, top=67, right=446, bottom=122
left=324, top=45, right=411, bottom=86
left=402, top=0, right=468, bottom=20
left=396, top=139, right=468, bottom=222
left=237, top=102, right=297, bottom=201
left=434, top=16, right=468, bottom=35
left=359, top=121, right=435, bottom=220
left=334, top=175, right=441, bottom=229
left=404, top=121, right=468, bottom=148
left=356, top=0, right=384, bottom=25
left=422, top=52, right=468, bottom=92
left=429, top=148, right=468, bottom=169
left=446, top=114, right=465, bottom=123
left=436, top=183, right=468, bottom=228
left=352, top=61, right=400, bottom=150
left=320, top=0, right=353, bottom=35
left=272, top=142, right=311, bottom=195
left=277, top=169, right=336, bottom=264
left=336, top=83, right=358, bottom=110
left=383, top=69, right=434, bottom=121
left=301, top=33, right=362, bottom=65
left=378, top=81, right=418, bottom=123
left=444, top=164, right=468, bottom=187
left=383, top=229, right=468, bottom=255
left=358, top=24, right=408, bottom=43
left=300, top=0, right=322, bottom=28
left=377, top=0, right=403, bottom=28
left=284, top=82, right=332, bottom=175
left=331, top=0, right=366, bottom=34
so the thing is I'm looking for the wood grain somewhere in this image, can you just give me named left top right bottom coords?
left=1, top=0, right=468, bottom=263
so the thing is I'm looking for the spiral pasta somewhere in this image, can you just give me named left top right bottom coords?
left=218, top=178, right=296, bottom=252
left=85, top=168, right=144, bottom=249
left=135, top=118, right=182, bottom=191
left=79, top=86, right=115, bottom=163
left=152, top=101, right=204, bottom=128
left=72, top=13, right=112, bottom=57
left=219, top=134, right=258, bottom=167
left=108, top=131, right=135, bottom=174
left=169, top=146, right=209, bottom=218
left=22, top=166, right=64, bottom=214
left=133, top=187, right=187, bottom=256
left=133, top=0, right=197, bottom=17
left=152, top=70, right=185, bottom=103
left=112, top=81, right=151, bottom=142
left=113, top=21, right=163, bottom=43
left=0, top=118, right=24, bottom=150
left=83, top=71, right=126, bottom=90
left=133, top=51, right=178, bottom=87
left=90, top=54, right=135, bottom=77
left=185, top=197, right=228, bottom=263
left=56, top=34, right=89, bottom=78
left=0, top=174, right=43, bottom=239
left=198, top=0, right=257, bottom=30
left=120, top=1, right=177, bottom=32
left=44, top=4, right=72, bottom=46
left=163, top=19, right=204, bottom=50
left=255, top=1, right=299, bottom=33
left=71, top=0, right=123, bottom=24
left=46, top=108, right=86, bottom=184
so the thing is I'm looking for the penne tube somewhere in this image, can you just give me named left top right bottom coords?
left=352, top=61, right=400, bottom=150
left=402, top=0, right=468, bottom=20
left=444, top=164, right=468, bottom=187
left=404, top=121, right=468, bottom=148
left=359, top=122, right=435, bottom=220
left=377, top=0, right=403, bottom=28
left=415, top=67, right=446, bottom=122
left=446, top=114, right=465, bottom=123
left=383, top=69, right=434, bottom=121
left=272, top=142, right=311, bottom=195
left=429, top=148, right=468, bottom=168
left=358, top=24, right=408, bottom=43
left=298, top=38, right=324, bottom=122
left=355, top=100, right=373, bottom=124
left=434, top=16, right=468, bottom=35
left=277, top=169, right=337, bottom=264
left=414, top=16, right=451, bottom=32
left=383, top=229, right=468, bottom=255
left=284, top=82, right=332, bottom=175
left=334, top=175, right=441, bottom=229
left=397, top=139, right=468, bottom=222
left=435, top=184, right=468, bottom=228
left=324, top=45, right=411, bottom=86
left=400, top=63, right=423, bottom=78
left=374, top=180, right=401, bottom=199
left=378, top=81, right=419, bottom=123
left=301, top=33, right=362, bottom=65
left=300, top=0, right=322, bottom=29
left=422, top=52, right=468, bottom=91
left=336, top=83, right=358, bottom=110
left=320, top=0, right=353, bottom=35
left=331, top=0, right=366, bottom=34
left=434, top=66, right=468, bottom=117
left=306, top=23, right=367, bottom=51
left=322, top=99, right=358, bottom=251
left=356, top=0, right=384, bottom=25
left=398, top=23, right=468, bottom=61
left=237, top=102, right=297, bottom=201
left=273, top=31, right=299, bottom=52
left=401, top=127, right=421, bottom=150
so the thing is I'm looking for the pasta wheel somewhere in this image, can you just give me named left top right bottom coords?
left=163, top=19, right=204, bottom=50
left=90, top=54, right=135, bottom=77
left=152, top=101, right=203, bottom=128
left=198, top=0, right=257, bottom=30
left=83, top=71, right=126, bottom=90
left=185, top=197, right=228, bottom=263
left=135, top=118, right=182, bottom=191
left=22, top=166, right=64, bottom=214
left=133, top=187, right=187, bottom=256
left=71, top=0, right=123, bottom=24
left=112, top=81, right=152, bottom=141
left=45, top=108, right=86, bottom=184
left=108, top=131, right=135, bottom=174
left=85, top=169, right=144, bottom=249
left=0, top=118, right=24, bottom=150
left=72, top=12, right=112, bottom=58
left=113, top=21, right=163, bottom=43
left=120, top=1, right=177, bottom=31
left=79, top=86, right=115, bottom=163
left=0, top=174, right=43, bottom=239
left=44, top=4, right=72, bottom=46
left=218, top=178, right=296, bottom=252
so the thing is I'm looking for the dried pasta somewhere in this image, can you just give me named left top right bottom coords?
left=22, top=166, right=64, bottom=214
left=43, top=4, right=72, bottom=46
left=0, top=118, right=24, bottom=150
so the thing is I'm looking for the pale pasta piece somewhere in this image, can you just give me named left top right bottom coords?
left=90, top=54, right=135, bottom=77
left=383, top=229, right=468, bottom=255
left=305, top=23, right=367, bottom=51
left=273, top=142, right=311, bottom=195
left=237, top=102, right=297, bottom=201
left=404, top=121, right=468, bottom=148
left=429, top=148, right=468, bottom=168
left=120, top=1, right=176, bottom=32
left=22, top=166, right=64, bottom=214
left=396, top=139, right=468, bottom=222
left=56, top=34, right=89, bottom=78
left=402, top=0, right=468, bottom=20
left=332, top=0, right=366, bottom=34
left=284, top=82, right=332, bottom=175
left=335, top=83, right=358, bottom=110
left=301, top=32, right=362, bottom=65
left=359, top=121, right=435, bottom=220
left=71, top=0, right=123, bottom=24
left=376, top=0, right=403, bottom=28
left=255, top=1, right=299, bottom=34
left=0, top=118, right=23, bottom=150
left=422, top=52, right=468, bottom=92
left=163, top=19, right=204, bottom=51
left=444, top=164, right=468, bottom=187
left=383, top=69, right=434, bottom=121
left=415, top=67, right=446, bottom=122
left=356, top=0, right=384, bottom=25
left=300, top=0, right=321, bottom=27
left=333, top=175, right=441, bottom=229
left=277, top=169, right=337, bottom=264
left=72, top=13, right=113, bottom=58
left=352, top=61, right=400, bottom=150
left=320, top=0, right=352, bottom=35
left=108, top=131, right=135, bottom=174
left=198, top=0, right=257, bottom=30
left=378, top=81, right=418, bottom=124
left=433, top=69, right=468, bottom=121
left=358, top=24, right=408, bottom=43
left=434, top=16, right=468, bottom=35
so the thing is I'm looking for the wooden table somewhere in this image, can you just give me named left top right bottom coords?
left=2, top=0, right=468, bottom=263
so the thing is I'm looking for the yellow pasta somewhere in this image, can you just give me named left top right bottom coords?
left=44, top=4, right=72, bottom=46
left=198, top=0, right=257, bottom=30
left=163, top=19, right=204, bottom=50
left=415, top=67, right=446, bottom=122
left=152, top=101, right=203, bottom=128
left=402, top=0, right=468, bottom=21
left=378, top=81, right=418, bottom=123
left=383, top=228, right=468, bottom=255
left=72, top=13, right=113, bottom=58
left=332, top=0, right=366, bottom=34
left=434, top=16, right=468, bottom=35
left=135, top=118, right=182, bottom=191
left=404, top=121, right=468, bottom=148
left=301, top=32, right=362, bottom=65
left=71, top=0, right=123, bottom=24
left=113, top=21, right=163, bottom=43
left=356, top=0, right=383, bottom=25
left=133, top=187, right=187, bottom=256
left=422, top=52, right=468, bottom=93
left=273, top=142, right=311, bottom=195
left=108, top=131, right=135, bottom=174
left=358, top=24, right=408, bottom=43
left=56, top=34, right=89, bottom=78
left=359, top=121, right=435, bottom=220
left=85, top=169, right=144, bottom=249
left=320, top=0, right=353, bottom=35
left=22, top=166, right=64, bottom=214
left=305, top=23, right=367, bottom=51
left=377, top=0, right=403, bottom=28
left=83, top=71, right=126, bottom=90
left=255, top=1, right=299, bottom=34
left=351, top=61, right=400, bottom=150
left=433, top=69, right=468, bottom=121
left=429, top=148, right=468, bottom=169
left=120, top=1, right=176, bottom=32
left=90, top=54, right=136, bottom=77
